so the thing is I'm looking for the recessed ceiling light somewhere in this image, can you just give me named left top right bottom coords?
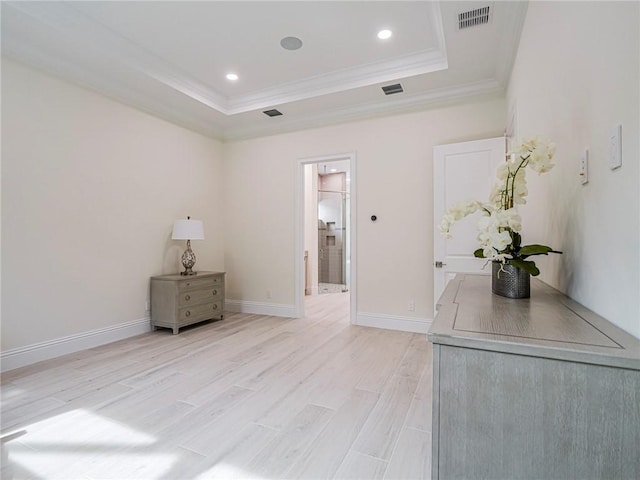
left=226, top=73, right=239, bottom=81
left=280, top=36, right=303, bottom=51
left=377, top=29, right=392, bottom=40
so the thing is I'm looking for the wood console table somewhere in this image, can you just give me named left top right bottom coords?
left=428, top=274, right=640, bottom=480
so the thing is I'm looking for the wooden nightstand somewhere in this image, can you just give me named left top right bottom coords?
left=150, top=271, right=225, bottom=334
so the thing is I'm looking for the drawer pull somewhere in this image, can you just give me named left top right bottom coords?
left=186, top=282, right=191, bottom=287
left=212, top=289, right=218, bottom=296
left=185, top=294, right=191, bottom=301
left=185, top=310, right=191, bottom=317
left=212, top=304, right=218, bottom=310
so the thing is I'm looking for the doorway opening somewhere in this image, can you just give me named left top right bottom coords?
left=295, top=152, right=356, bottom=321
left=316, top=162, right=350, bottom=295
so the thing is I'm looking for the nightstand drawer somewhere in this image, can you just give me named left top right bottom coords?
left=178, top=287, right=224, bottom=306
left=178, top=301, right=222, bottom=322
left=179, top=276, right=218, bottom=291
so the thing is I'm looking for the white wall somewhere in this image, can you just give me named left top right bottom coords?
left=223, top=98, right=505, bottom=327
left=507, top=2, right=640, bottom=337
left=1, top=58, right=224, bottom=354
left=6, top=1, right=637, bottom=365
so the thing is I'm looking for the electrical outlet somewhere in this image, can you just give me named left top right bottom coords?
left=145, top=301, right=150, bottom=312
left=267, top=290, right=272, bottom=299
left=408, top=301, right=415, bottom=312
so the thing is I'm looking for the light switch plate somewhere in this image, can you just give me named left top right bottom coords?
left=610, top=124, right=622, bottom=170
left=579, top=149, right=589, bottom=185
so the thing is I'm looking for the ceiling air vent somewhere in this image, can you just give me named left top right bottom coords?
left=458, top=5, right=491, bottom=29
left=263, top=109, right=283, bottom=117
left=382, top=83, right=403, bottom=95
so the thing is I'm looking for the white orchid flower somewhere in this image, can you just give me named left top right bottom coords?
left=438, top=134, right=560, bottom=277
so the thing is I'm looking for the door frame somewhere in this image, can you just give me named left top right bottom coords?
left=295, top=152, right=357, bottom=322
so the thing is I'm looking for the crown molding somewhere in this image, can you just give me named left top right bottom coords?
left=2, top=45, right=225, bottom=140
left=222, top=79, right=504, bottom=141
left=3, top=1, right=518, bottom=142
left=226, top=2, right=448, bottom=114
left=226, top=49, right=448, bottom=114
left=2, top=1, right=231, bottom=112
left=3, top=1, right=448, bottom=116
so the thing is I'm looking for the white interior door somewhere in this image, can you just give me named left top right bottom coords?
left=433, top=137, right=505, bottom=309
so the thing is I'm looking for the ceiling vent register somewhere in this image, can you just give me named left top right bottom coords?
left=382, top=83, right=404, bottom=95
left=263, top=109, right=283, bottom=117
left=458, top=6, right=491, bottom=29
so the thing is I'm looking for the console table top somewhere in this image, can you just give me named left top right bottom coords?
left=428, top=274, right=640, bottom=370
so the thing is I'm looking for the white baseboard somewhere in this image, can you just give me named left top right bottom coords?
left=356, top=312, right=432, bottom=334
left=1, top=317, right=151, bottom=373
left=225, top=299, right=297, bottom=318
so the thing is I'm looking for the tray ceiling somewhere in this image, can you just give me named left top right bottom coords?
left=1, top=1, right=528, bottom=140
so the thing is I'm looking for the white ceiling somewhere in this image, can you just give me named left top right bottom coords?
left=1, top=1, right=528, bottom=141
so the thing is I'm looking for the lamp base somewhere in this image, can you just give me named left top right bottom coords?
left=180, top=240, right=198, bottom=276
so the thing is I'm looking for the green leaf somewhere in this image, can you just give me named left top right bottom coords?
left=519, top=244, right=562, bottom=257
left=510, top=259, right=540, bottom=276
left=474, top=248, right=485, bottom=258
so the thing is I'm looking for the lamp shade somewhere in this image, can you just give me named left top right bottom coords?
left=172, top=219, right=204, bottom=240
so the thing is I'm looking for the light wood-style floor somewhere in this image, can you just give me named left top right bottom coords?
left=1, top=293, right=433, bottom=480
